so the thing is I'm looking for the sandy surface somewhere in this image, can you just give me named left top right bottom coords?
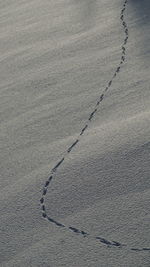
left=0, top=0, right=150, bottom=266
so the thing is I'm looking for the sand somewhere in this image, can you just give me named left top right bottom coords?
left=0, top=0, right=150, bottom=266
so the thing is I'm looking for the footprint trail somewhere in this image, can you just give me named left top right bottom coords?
left=40, top=0, right=150, bottom=252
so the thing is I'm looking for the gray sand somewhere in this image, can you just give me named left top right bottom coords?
left=0, top=0, right=150, bottom=266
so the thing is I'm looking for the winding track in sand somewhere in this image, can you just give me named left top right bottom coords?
left=40, top=0, right=150, bottom=252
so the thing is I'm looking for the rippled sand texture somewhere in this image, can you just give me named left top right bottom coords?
left=0, top=0, right=150, bottom=266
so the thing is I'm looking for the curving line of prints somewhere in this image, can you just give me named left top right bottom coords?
left=40, top=0, right=150, bottom=252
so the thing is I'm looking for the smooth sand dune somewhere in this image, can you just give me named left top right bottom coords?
left=0, top=0, right=150, bottom=266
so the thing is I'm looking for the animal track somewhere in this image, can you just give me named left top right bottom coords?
left=67, top=139, right=79, bottom=153
left=80, top=124, right=88, bottom=136
left=52, top=157, right=65, bottom=173
left=40, top=0, right=150, bottom=252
